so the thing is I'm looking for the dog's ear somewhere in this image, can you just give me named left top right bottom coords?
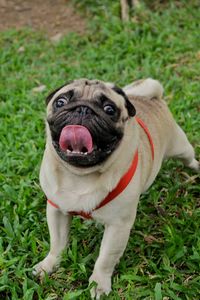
left=45, top=84, right=66, bottom=105
left=46, top=81, right=74, bottom=105
left=112, top=85, right=136, bottom=117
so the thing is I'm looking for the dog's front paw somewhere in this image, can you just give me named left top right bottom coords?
left=32, top=254, right=58, bottom=278
left=89, top=271, right=111, bottom=299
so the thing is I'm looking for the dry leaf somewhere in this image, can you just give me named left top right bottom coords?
left=32, top=85, right=46, bottom=93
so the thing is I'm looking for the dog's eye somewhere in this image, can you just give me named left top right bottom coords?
left=55, top=98, right=68, bottom=108
left=104, top=105, right=116, bottom=116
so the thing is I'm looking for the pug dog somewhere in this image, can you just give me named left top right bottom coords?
left=33, top=78, right=199, bottom=299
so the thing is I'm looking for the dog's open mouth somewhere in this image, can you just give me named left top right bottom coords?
left=52, top=124, right=120, bottom=167
left=59, top=125, right=94, bottom=155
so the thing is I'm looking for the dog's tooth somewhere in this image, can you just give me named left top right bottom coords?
left=73, top=151, right=82, bottom=154
left=66, top=149, right=88, bottom=155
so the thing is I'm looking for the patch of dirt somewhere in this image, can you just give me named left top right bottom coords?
left=0, top=0, right=86, bottom=37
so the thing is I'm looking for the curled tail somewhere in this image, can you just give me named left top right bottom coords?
left=123, top=78, right=164, bottom=100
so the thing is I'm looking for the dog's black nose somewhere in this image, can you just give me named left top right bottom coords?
left=75, top=106, right=93, bottom=116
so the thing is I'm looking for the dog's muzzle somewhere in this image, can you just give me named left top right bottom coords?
left=49, top=103, right=123, bottom=167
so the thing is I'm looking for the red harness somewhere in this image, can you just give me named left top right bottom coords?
left=47, top=117, right=154, bottom=219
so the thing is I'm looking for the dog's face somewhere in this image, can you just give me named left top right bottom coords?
left=46, top=79, right=136, bottom=168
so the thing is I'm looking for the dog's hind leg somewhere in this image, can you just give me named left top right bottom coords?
left=167, top=124, right=199, bottom=172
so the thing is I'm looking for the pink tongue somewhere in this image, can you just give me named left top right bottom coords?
left=59, top=125, right=93, bottom=153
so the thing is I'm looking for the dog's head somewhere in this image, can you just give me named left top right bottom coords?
left=46, top=79, right=136, bottom=168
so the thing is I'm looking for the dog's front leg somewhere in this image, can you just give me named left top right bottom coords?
left=33, top=203, right=71, bottom=277
left=90, top=220, right=133, bottom=299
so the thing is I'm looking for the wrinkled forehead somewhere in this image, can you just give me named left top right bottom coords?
left=48, top=78, right=125, bottom=108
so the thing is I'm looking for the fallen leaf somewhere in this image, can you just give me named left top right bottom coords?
left=50, top=33, right=63, bottom=44
left=32, top=85, right=46, bottom=93
left=144, top=235, right=158, bottom=244
left=18, top=46, right=25, bottom=53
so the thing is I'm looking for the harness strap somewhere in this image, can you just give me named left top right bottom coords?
left=68, top=149, right=138, bottom=219
left=47, top=199, right=59, bottom=209
left=47, top=117, right=154, bottom=219
left=135, top=116, right=154, bottom=160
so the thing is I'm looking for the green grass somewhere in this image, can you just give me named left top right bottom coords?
left=0, top=0, right=200, bottom=299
